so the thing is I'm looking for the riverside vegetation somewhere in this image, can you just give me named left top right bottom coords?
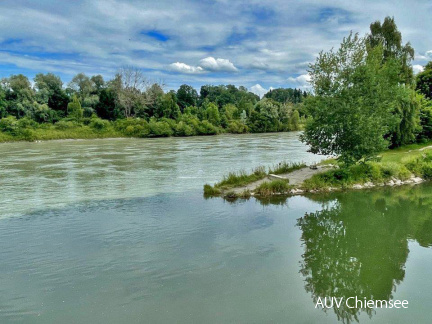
left=0, top=69, right=306, bottom=142
left=205, top=17, right=432, bottom=198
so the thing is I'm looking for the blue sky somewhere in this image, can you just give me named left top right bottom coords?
left=0, top=0, right=431, bottom=96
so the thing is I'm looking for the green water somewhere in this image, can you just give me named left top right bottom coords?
left=0, top=133, right=431, bottom=323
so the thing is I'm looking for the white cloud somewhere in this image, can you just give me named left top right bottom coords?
left=169, top=62, right=204, bottom=74
left=413, top=64, right=424, bottom=75
left=250, top=84, right=273, bottom=98
left=169, top=57, right=237, bottom=74
left=1, top=0, right=432, bottom=89
left=287, top=74, right=311, bottom=87
left=199, top=57, right=238, bottom=72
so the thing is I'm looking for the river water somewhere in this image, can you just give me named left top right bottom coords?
left=0, top=133, right=431, bottom=323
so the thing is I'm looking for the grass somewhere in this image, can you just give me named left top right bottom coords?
left=213, top=166, right=267, bottom=189
left=255, top=179, right=290, bottom=197
left=204, top=162, right=308, bottom=197
left=0, top=125, right=124, bottom=142
left=203, top=184, right=221, bottom=197
left=302, top=151, right=432, bottom=190
left=268, top=161, right=305, bottom=175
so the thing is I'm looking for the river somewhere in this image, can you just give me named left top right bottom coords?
left=0, top=133, right=431, bottom=323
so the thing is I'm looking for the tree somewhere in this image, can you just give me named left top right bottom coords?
left=416, top=62, right=432, bottom=99
left=34, top=73, right=68, bottom=114
left=289, top=110, right=300, bottom=131
left=176, top=84, right=198, bottom=111
left=205, top=102, right=221, bottom=126
left=96, top=88, right=120, bottom=120
left=68, top=73, right=93, bottom=100
left=91, top=75, right=105, bottom=94
left=67, top=95, right=83, bottom=120
left=115, top=67, right=152, bottom=118
left=366, top=16, right=415, bottom=84
left=158, top=92, right=181, bottom=119
left=301, top=33, right=401, bottom=165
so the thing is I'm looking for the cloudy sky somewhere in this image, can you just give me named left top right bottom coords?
left=0, top=0, right=431, bottom=96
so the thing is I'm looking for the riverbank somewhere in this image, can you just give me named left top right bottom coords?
left=204, top=141, right=432, bottom=199
left=0, top=118, right=303, bottom=143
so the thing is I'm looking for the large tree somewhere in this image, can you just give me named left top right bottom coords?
left=366, top=16, right=415, bottom=84
left=34, top=73, right=68, bottom=113
left=301, top=33, right=401, bottom=164
left=176, top=84, right=198, bottom=111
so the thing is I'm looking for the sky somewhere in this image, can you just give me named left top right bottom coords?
left=0, top=0, right=431, bottom=96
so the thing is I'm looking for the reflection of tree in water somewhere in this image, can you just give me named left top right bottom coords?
left=296, top=185, right=432, bottom=323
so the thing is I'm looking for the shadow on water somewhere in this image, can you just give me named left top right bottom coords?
left=223, top=183, right=432, bottom=323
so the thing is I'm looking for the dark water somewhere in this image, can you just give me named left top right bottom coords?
left=0, top=134, right=431, bottom=323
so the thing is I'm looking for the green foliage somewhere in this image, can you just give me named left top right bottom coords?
left=255, top=179, right=290, bottom=196
left=366, top=16, right=415, bottom=84
left=289, top=110, right=301, bottom=131
left=227, top=120, right=248, bottom=133
left=205, top=103, right=221, bottom=126
left=203, top=184, right=221, bottom=197
left=416, top=62, right=432, bottom=99
left=389, top=87, right=422, bottom=147
left=264, top=88, right=307, bottom=104
left=302, top=161, right=413, bottom=190
left=214, top=166, right=266, bottom=189
left=177, top=84, right=198, bottom=110
left=269, top=162, right=305, bottom=175
left=67, top=95, right=84, bottom=120
left=302, top=32, right=406, bottom=165
left=149, top=119, right=174, bottom=137
left=405, top=152, right=432, bottom=179
left=89, top=117, right=111, bottom=130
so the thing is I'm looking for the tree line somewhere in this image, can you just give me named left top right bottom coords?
left=0, top=68, right=307, bottom=139
left=301, top=16, right=432, bottom=165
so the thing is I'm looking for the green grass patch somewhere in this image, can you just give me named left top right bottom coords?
left=255, top=179, right=290, bottom=197
left=203, top=184, right=221, bottom=197
left=302, top=161, right=413, bottom=190
left=268, top=161, right=305, bottom=175
left=214, top=166, right=267, bottom=189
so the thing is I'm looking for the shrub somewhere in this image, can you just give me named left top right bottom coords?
left=175, top=121, right=196, bottom=136
left=227, top=120, right=248, bottom=134
left=197, top=120, right=219, bottom=135
left=0, top=116, right=18, bottom=133
left=115, top=118, right=150, bottom=137
left=149, top=120, right=174, bottom=137
left=90, top=118, right=110, bottom=130
left=55, top=120, right=80, bottom=130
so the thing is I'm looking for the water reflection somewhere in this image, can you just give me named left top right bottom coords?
left=253, top=184, right=432, bottom=323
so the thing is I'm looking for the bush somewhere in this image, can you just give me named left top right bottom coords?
left=55, top=120, right=80, bottom=130
left=197, top=120, right=219, bottom=135
left=115, top=118, right=150, bottom=137
left=90, top=118, right=110, bottom=130
left=0, top=116, right=18, bottom=133
left=227, top=120, right=248, bottom=134
left=149, top=120, right=174, bottom=137
left=175, top=121, right=196, bottom=136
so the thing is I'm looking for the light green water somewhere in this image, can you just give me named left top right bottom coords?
left=0, top=133, right=431, bottom=323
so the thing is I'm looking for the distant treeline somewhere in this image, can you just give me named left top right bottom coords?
left=0, top=69, right=307, bottom=141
